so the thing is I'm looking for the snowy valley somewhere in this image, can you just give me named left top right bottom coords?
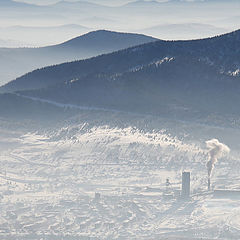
left=0, top=1, right=240, bottom=239
left=0, top=110, right=240, bottom=239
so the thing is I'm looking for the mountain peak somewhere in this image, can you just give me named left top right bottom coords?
left=0, top=30, right=157, bottom=86
left=57, top=30, right=157, bottom=48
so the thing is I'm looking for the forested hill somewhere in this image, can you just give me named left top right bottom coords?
left=1, top=29, right=240, bottom=119
left=0, top=30, right=157, bottom=85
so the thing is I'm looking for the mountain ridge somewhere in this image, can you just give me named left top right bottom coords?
left=2, top=29, right=239, bottom=92
left=0, top=30, right=157, bottom=86
left=1, top=29, right=240, bottom=120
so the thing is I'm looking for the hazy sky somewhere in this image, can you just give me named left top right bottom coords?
left=1, top=0, right=239, bottom=47
left=14, top=0, right=135, bottom=6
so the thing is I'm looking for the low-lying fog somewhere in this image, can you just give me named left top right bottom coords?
left=0, top=1, right=240, bottom=239
left=0, top=0, right=239, bottom=47
left=0, top=110, right=240, bottom=239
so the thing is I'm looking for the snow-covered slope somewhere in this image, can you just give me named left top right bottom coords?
left=0, top=110, right=240, bottom=239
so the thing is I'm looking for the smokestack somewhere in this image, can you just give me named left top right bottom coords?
left=206, top=139, right=230, bottom=178
left=206, top=139, right=230, bottom=190
left=182, top=172, right=190, bottom=198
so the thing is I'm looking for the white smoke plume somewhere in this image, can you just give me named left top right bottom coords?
left=206, top=139, right=230, bottom=178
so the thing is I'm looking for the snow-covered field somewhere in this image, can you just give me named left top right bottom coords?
left=0, top=111, right=240, bottom=239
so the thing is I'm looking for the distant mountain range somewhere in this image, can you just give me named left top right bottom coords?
left=52, top=0, right=106, bottom=8
left=0, top=0, right=107, bottom=9
left=1, top=29, right=240, bottom=123
left=0, top=38, right=33, bottom=48
left=0, top=24, right=91, bottom=47
left=0, top=0, right=46, bottom=8
left=1, top=0, right=238, bottom=48
left=10, top=0, right=239, bottom=6
left=5, top=24, right=89, bottom=32
left=139, top=23, right=228, bottom=40
left=0, top=30, right=157, bottom=85
left=123, top=0, right=239, bottom=7
left=123, top=0, right=160, bottom=7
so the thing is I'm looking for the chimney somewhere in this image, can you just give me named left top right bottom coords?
left=181, top=172, right=190, bottom=198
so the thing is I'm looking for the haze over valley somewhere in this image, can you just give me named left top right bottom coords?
left=0, top=30, right=157, bottom=85
left=0, top=0, right=239, bottom=47
left=0, top=1, right=240, bottom=239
